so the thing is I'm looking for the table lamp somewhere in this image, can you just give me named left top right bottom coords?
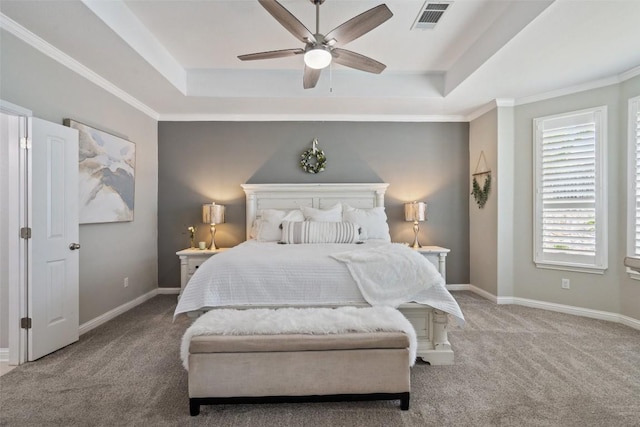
left=202, top=202, right=225, bottom=250
left=404, top=201, right=427, bottom=249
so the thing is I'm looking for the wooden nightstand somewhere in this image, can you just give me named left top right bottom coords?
left=176, top=248, right=229, bottom=299
left=412, top=246, right=450, bottom=282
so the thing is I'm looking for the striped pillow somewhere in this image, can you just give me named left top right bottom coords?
left=280, top=221, right=361, bottom=244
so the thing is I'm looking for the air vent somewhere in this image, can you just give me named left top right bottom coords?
left=412, top=1, right=452, bottom=30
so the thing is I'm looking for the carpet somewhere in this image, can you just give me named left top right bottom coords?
left=1, top=292, right=639, bottom=426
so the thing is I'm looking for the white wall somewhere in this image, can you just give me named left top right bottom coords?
left=0, top=30, right=159, bottom=327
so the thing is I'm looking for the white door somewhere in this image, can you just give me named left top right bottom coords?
left=29, top=118, right=79, bottom=361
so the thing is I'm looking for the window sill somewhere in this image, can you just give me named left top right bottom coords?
left=535, top=262, right=606, bottom=275
left=627, top=269, right=640, bottom=281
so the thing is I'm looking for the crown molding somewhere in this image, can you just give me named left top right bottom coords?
left=158, top=113, right=468, bottom=123
left=0, top=13, right=159, bottom=120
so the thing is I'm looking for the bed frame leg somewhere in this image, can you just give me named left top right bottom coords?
left=400, top=392, right=410, bottom=410
left=190, top=399, right=200, bottom=416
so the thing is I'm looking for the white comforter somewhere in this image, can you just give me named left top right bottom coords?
left=174, top=240, right=464, bottom=325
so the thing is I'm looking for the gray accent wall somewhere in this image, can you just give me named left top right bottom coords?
left=0, top=31, right=158, bottom=327
left=158, top=121, right=470, bottom=287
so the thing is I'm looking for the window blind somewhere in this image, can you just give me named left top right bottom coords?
left=541, top=122, right=596, bottom=257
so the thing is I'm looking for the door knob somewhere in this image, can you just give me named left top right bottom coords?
left=69, top=243, right=81, bottom=250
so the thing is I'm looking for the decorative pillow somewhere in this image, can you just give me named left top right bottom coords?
left=301, top=203, right=342, bottom=222
left=255, top=209, right=305, bottom=241
left=280, top=221, right=360, bottom=244
left=342, top=205, right=391, bottom=241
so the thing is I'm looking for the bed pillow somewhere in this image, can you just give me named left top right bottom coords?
left=255, top=209, right=305, bottom=241
left=301, top=203, right=342, bottom=222
left=342, top=205, right=391, bottom=241
left=280, top=221, right=360, bottom=244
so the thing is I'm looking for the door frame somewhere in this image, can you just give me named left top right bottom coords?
left=1, top=100, right=32, bottom=365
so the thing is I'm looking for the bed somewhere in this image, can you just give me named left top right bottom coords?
left=175, top=183, right=464, bottom=365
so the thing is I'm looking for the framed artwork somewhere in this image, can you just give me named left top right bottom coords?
left=64, top=119, right=135, bottom=224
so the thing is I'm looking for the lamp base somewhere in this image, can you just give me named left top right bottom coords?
left=208, top=224, right=217, bottom=250
left=411, top=221, right=422, bottom=249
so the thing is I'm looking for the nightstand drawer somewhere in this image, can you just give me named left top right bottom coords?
left=187, top=257, right=208, bottom=275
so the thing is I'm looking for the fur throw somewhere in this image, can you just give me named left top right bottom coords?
left=181, top=306, right=417, bottom=369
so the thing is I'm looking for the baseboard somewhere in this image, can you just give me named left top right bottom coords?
left=79, top=289, right=159, bottom=335
left=0, top=348, right=8, bottom=362
left=157, top=287, right=180, bottom=295
left=464, top=286, right=640, bottom=330
left=445, top=284, right=470, bottom=292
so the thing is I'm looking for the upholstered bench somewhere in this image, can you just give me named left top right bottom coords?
left=181, top=306, right=416, bottom=415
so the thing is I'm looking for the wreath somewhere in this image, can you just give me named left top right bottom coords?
left=300, top=141, right=327, bottom=174
left=471, top=174, right=491, bottom=208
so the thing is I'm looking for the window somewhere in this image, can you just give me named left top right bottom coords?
left=627, top=96, right=640, bottom=278
left=533, top=107, right=607, bottom=273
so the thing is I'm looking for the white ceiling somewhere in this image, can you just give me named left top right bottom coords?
left=1, top=0, right=639, bottom=121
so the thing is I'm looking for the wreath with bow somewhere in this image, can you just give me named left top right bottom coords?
left=300, top=139, right=326, bottom=174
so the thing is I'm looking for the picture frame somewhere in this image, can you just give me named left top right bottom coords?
left=64, top=119, right=135, bottom=224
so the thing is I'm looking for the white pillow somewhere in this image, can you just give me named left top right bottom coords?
left=301, top=203, right=342, bottom=222
left=280, top=221, right=360, bottom=244
left=255, top=209, right=304, bottom=241
left=342, top=205, right=391, bottom=241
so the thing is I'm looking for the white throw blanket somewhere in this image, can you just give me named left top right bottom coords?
left=331, top=243, right=444, bottom=308
left=180, top=306, right=417, bottom=370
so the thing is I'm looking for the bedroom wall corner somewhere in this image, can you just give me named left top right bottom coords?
left=619, top=73, right=640, bottom=322
left=0, top=30, right=159, bottom=325
left=469, top=108, right=499, bottom=296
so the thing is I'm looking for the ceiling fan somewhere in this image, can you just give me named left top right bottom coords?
left=238, top=0, right=393, bottom=89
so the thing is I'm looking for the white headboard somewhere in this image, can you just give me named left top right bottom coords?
left=241, top=183, right=389, bottom=239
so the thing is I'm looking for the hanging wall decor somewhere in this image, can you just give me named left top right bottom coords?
left=300, top=138, right=327, bottom=174
left=471, top=150, right=491, bottom=209
left=64, top=119, right=136, bottom=224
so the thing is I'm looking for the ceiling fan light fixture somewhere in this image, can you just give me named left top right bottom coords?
left=304, top=46, right=332, bottom=69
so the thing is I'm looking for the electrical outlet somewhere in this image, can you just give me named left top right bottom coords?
left=124, top=277, right=129, bottom=288
left=561, top=278, right=570, bottom=289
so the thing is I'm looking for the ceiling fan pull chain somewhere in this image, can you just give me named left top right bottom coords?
left=329, top=62, right=333, bottom=93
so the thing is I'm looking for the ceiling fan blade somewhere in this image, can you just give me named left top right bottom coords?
left=325, top=4, right=393, bottom=47
left=332, top=48, right=386, bottom=74
left=258, top=0, right=316, bottom=44
left=303, top=66, right=322, bottom=89
left=238, top=48, right=304, bottom=61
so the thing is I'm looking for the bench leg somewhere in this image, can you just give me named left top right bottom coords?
left=190, top=399, right=200, bottom=416
left=400, top=392, right=410, bottom=410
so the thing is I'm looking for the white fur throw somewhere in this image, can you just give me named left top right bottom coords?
left=181, top=306, right=417, bottom=370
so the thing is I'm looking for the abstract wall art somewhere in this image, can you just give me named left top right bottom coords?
left=64, top=119, right=135, bottom=224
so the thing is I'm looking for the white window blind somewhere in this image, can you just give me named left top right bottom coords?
left=534, top=107, right=607, bottom=273
left=628, top=96, right=640, bottom=263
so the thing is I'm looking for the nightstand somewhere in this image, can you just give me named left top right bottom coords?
left=176, top=248, right=229, bottom=299
left=412, top=246, right=450, bottom=282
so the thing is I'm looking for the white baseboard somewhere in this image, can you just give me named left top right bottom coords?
left=79, top=289, right=159, bottom=335
left=463, top=285, right=640, bottom=331
left=156, top=287, right=180, bottom=295
left=0, top=348, right=8, bottom=362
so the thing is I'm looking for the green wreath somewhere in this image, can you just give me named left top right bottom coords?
left=300, top=148, right=327, bottom=174
left=471, top=174, right=491, bottom=208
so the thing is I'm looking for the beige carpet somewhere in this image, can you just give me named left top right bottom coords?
left=1, top=292, right=639, bottom=426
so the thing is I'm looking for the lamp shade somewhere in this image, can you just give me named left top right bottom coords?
left=404, top=202, right=426, bottom=222
left=202, top=203, right=225, bottom=225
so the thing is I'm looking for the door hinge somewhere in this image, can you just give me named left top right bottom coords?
left=20, top=227, right=31, bottom=239
left=21, top=317, right=32, bottom=329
